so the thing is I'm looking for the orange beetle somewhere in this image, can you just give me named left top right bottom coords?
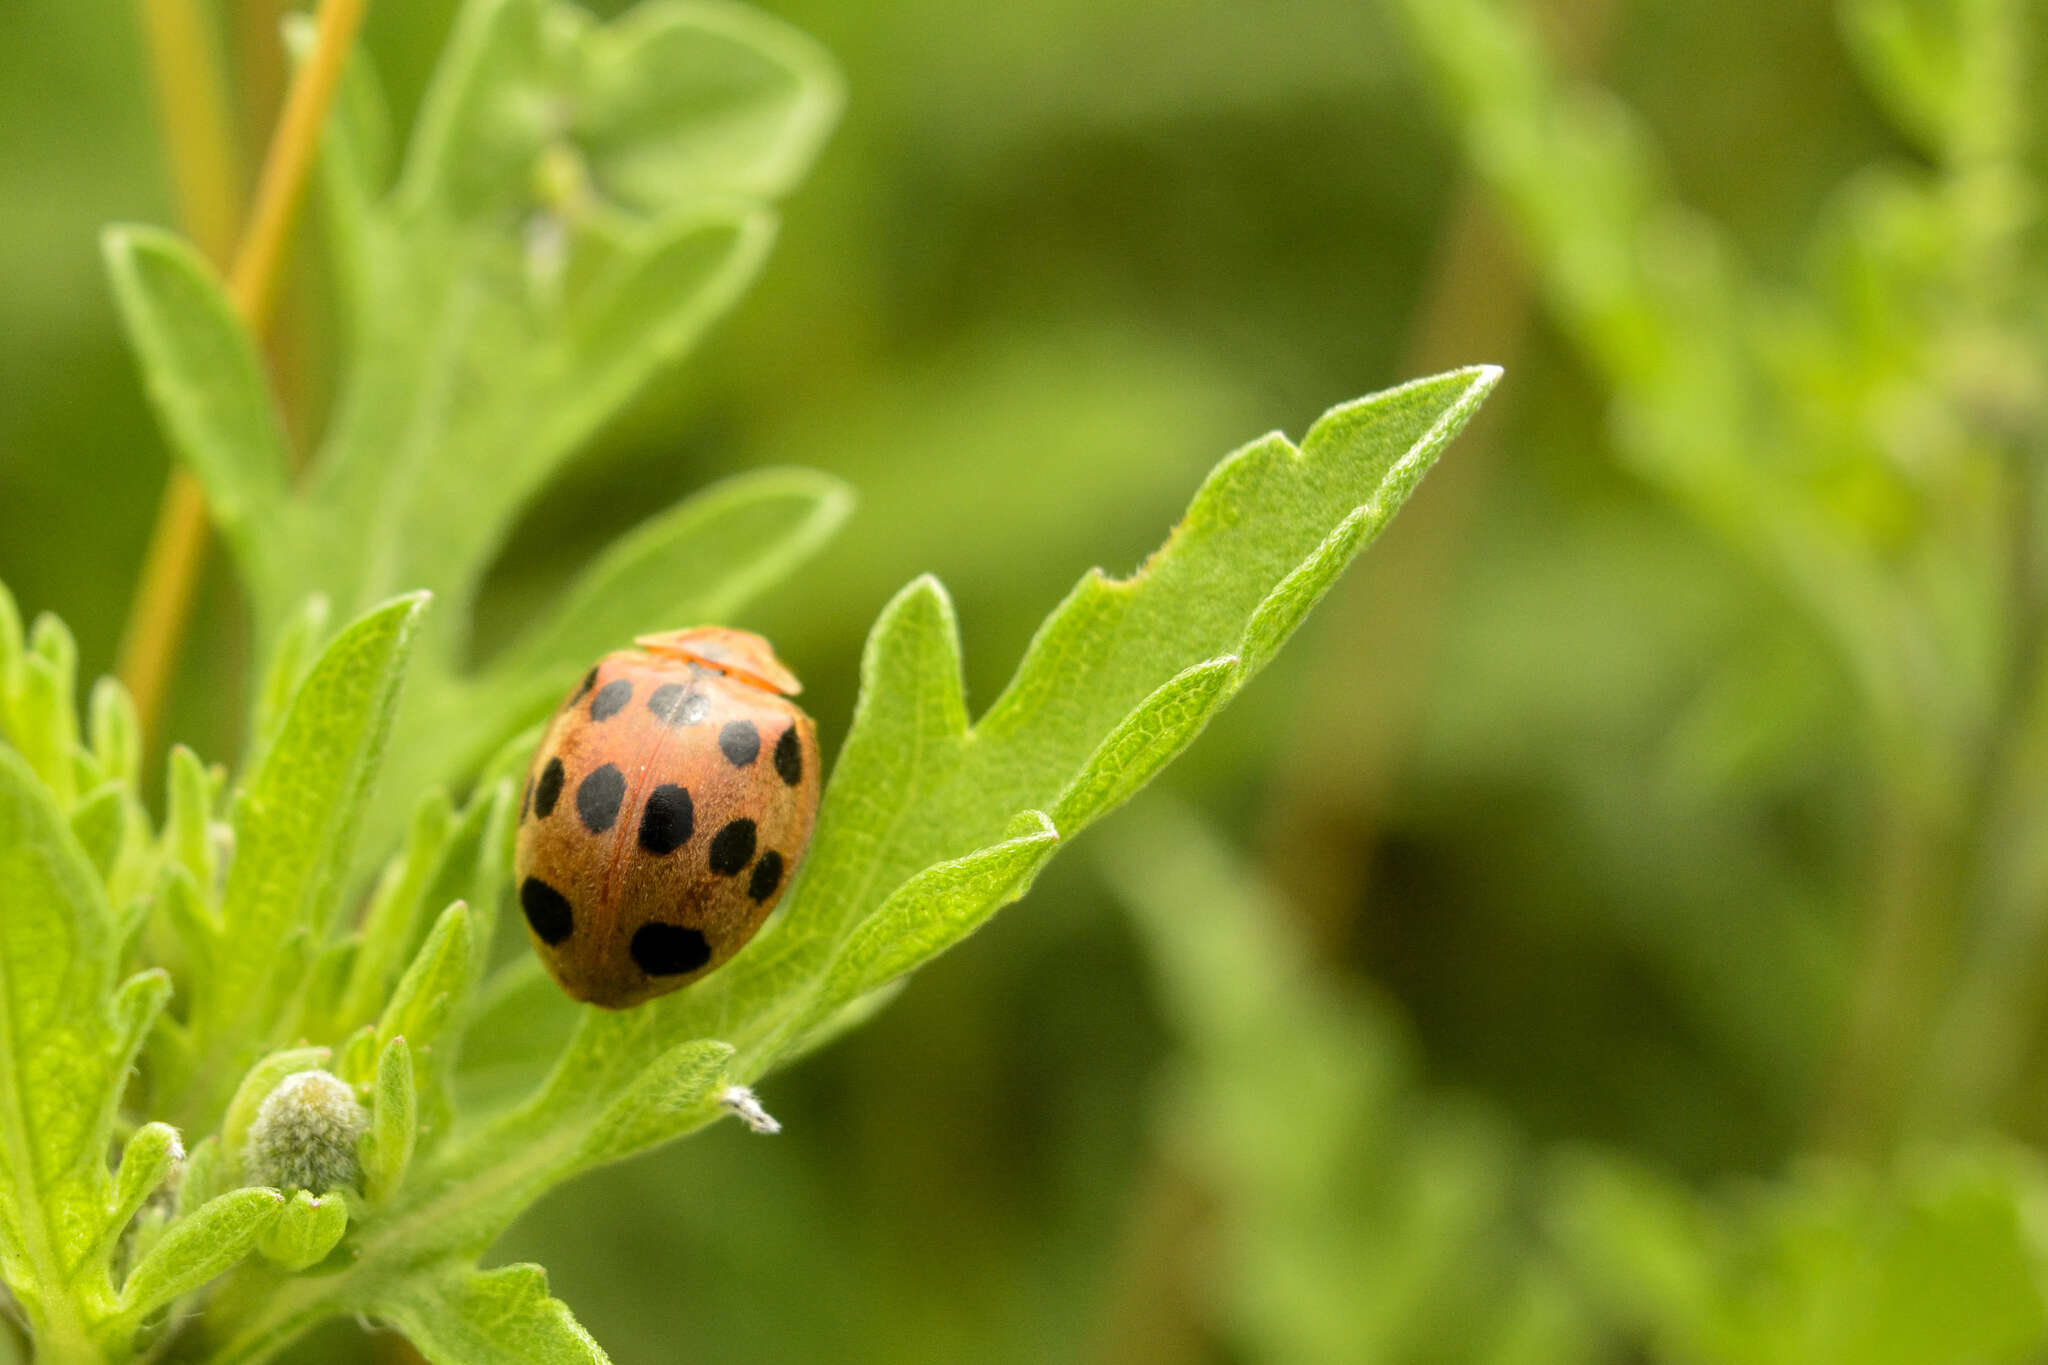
left=513, top=628, right=820, bottom=1008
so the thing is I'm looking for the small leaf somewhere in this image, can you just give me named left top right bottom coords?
left=576, top=1039, right=733, bottom=1169
left=549, top=208, right=773, bottom=453
left=69, top=782, right=128, bottom=879
left=186, top=593, right=429, bottom=1122
left=360, top=1036, right=418, bottom=1204
left=87, top=676, right=140, bottom=791
left=96, top=1121, right=183, bottom=1269
left=176, top=1138, right=226, bottom=1218
left=378, top=901, right=477, bottom=1063
left=246, top=594, right=331, bottom=772
left=114, top=1186, right=285, bottom=1324
left=373, top=1262, right=610, bottom=1365
left=1049, top=656, right=1239, bottom=829
left=574, top=0, right=842, bottom=204
left=479, top=469, right=853, bottom=710
left=101, top=226, right=291, bottom=573
left=337, top=789, right=455, bottom=1031
left=257, top=1188, right=349, bottom=1271
left=8, top=617, right=81, bottom=806
left=155, top=861, right=216, bottom=984
left=807, top=812, right=1060, bottom=1031
left=164, top=743, right=217, bottom=889
left=336, top=1025, right=378, bottom=1088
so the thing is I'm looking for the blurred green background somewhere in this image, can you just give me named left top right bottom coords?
left=6, top=0, right=2047, bottom=1360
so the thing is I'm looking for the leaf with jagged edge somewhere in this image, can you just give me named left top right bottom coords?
left=372, top=1264, right=610, bottom=1365
left=0, top=746, right=150, bottom=1352
left=167, top=370, right=1497, bottom=1361
left=573, top=365, right=1500, bottom=1100
left=349, top=368, right=1500, bottom=1281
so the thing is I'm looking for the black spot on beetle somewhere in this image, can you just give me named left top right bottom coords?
left=577, top=764, right=626, bottom=834
left=638, top=783, right=694, bottom=855
left=708, top=819, right=756, bottom=875
left=748, top=850, right=784, bottom=903
left=631, top=922, right=712, bottom=976
left=720, top=720, right=761, bottom=767
left=534, top=757, right=565, bottom=818
left=774, top=726, right=802, bottom=786
left=591, top=678, right=632, bottom=722
left=568, top=666, right=598, bottom=707
left=520, top=877, right=574, bottom=944
left=647, top=683, right=707, bottom=727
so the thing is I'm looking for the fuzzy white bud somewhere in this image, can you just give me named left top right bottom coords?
left=244, top=1070, right=368, bottom=1193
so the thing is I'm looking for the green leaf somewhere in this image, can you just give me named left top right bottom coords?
left=1103, top=800, right=1594, bottom=1363
left=336, top=790, right=455, bottom=1032
left=808, top=811, right=1060, bottom=1023
left=378, top=901, right=477, bottom=1067
left=164, top=742, right=218, bottom=890
left=372, top=1263, right=609, bottom=1365
left=360, top=1036, right=418, bottom=1205
left=257, top=1189, right=349, bottom=1272
left=113, top=1186, right=285, bottom=1326
left=246, top=594, right=330, bottom=772
left=101, top=226, right=291, bottom=576
left=1049, top=655, right=1240, bottom=828
left=86, top=677, right=140, bottom=791
left=664, top=367, right=1498, bottom=1077
left=576, top=1039, right=733, bottom=1169
left=97, top=1122, right=183, bottom=1273
left=176, top=1138, right=227, bottom=1220
left=390, top=469, right=853, bottom=817
left=183, top=593, right=429, bottom=1123
left=574, top=0, right=843, bottom=204
left=68, top=782, right=127, bottom=880
left=0, top=746, right=127, bottom=1353
left=7, top=615, right=81, bottom=807
left=1548, top=1148, right=2048, bottom=1365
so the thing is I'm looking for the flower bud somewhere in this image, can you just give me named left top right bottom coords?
left=243, top=1070, right=367, bottom=1193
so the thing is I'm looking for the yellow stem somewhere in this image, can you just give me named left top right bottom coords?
left=135, top=0, right=242, bottom=265
left=120, top=0, right=372, bottom=748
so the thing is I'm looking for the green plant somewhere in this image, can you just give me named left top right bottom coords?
left=1386, top=0, right=2048, bottom=1156
left=0, top=0, right=1499, bottom=1358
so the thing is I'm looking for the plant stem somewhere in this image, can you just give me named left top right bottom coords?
left=119, top=0, right=371, bottom=751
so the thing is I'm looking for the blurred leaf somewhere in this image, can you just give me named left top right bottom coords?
left=117, top=0, right=850, bottom=857
left=101, top=227, right=291, bottom=577
left=1548, top=1147, right=2048, bottom=1364
left=1104, top=799, right=1595, bottom=1364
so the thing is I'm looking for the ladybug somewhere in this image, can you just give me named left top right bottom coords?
left=513, top=627, right=820, bottom=1008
